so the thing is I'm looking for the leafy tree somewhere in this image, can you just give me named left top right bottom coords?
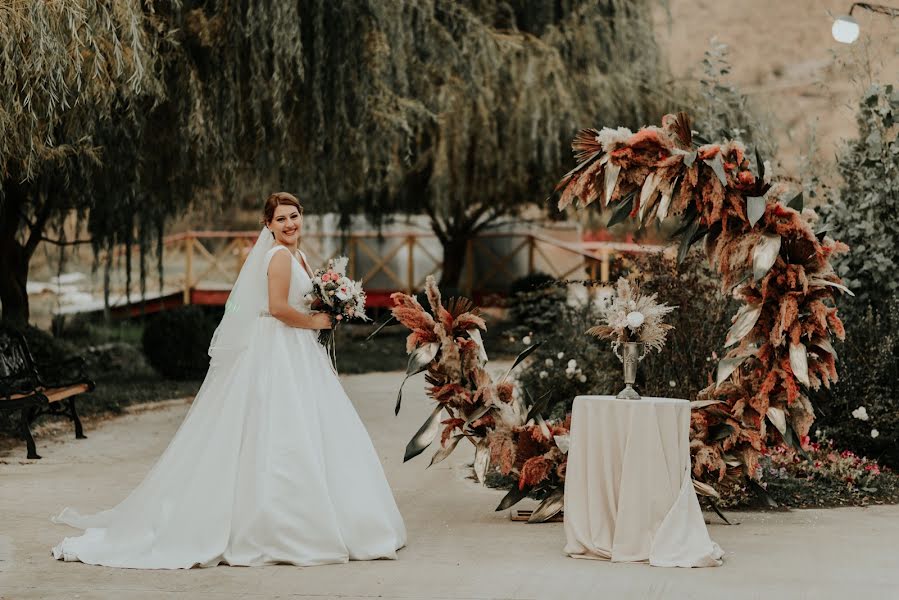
left=289, top=0, right=674, bottom=287
left=2, top=0, right=683, bottom=322
left=0, top=1, right=303, bottom=323
left=819, top=83, right=899, bottom=303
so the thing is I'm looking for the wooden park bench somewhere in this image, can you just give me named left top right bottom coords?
left=0, top=326, right=94, bottom=459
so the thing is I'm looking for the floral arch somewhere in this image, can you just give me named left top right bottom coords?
left=553, top=112, right=850, bottom=480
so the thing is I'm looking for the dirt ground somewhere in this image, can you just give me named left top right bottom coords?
left=1, top=369, right=898, bottom=600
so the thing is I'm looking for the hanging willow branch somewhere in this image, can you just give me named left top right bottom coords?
left=2, top=0, right=677, bottom=317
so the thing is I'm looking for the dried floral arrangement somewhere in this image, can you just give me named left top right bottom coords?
left=554, top=112, right=850, bottom=484
left=390, top=276, right=569, bottom=521
left=586, top=277, right=675, bottom=352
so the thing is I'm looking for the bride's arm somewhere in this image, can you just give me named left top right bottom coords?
left=267, top=251, right=331, bottom=329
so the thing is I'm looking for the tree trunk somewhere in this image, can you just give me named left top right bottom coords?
left=438, top=233, right=472, bottom=293
left=0, top=181, right=31, bottom=325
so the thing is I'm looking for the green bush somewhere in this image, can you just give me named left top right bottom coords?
left=513, top=295, right=620, bottom=420
left=819, top=83, right=898, bottom=305
left=141, top=306, right=218, bottom=379
left=815, top=299, right=899, bottom=469
left=15, top=323, right=79, bottom=367
left=507, top=278, right=568, bottom=339
left=509, top=272, right=555, bottom=295
left=813, top=82, right=899, bottom=468
left=625, top=251, right=734, bottom=401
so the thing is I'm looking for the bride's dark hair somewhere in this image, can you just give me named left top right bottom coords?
left=262, top=192, right=303, bottom=224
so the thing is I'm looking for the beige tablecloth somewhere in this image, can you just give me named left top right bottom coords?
left=563, top=395, right=723, bottom=567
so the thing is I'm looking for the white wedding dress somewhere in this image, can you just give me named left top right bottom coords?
left=52, top=236, right=406, bottom=569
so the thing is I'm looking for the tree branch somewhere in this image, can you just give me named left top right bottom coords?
left=17, top=208, right=36, bottom=230
left=424, top=202, right=449, bottom=243
left=39, top=236, right=93, bottom=246
left=25, top=194, right=55, bottom=257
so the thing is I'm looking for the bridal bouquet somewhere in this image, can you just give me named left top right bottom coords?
left=308, top=256, right=369, bottom=369
left=586, top=277, right=675, bottom=352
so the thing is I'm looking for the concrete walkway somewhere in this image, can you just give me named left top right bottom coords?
left=1, top=370, right=897, bottom=600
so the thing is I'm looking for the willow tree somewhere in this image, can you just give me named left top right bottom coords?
left=0, top=2, right=158, bottom=323
left=0, top=1, right=304, bottom=323
left=288, top=0, right=673, bottom=287
left=2, top=0, right=676, bottom=321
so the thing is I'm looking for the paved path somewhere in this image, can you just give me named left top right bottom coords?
left=1, top=370, right=898, bottom=599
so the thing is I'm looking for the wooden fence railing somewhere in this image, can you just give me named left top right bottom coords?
left=86, top=229, right=665, bottom=315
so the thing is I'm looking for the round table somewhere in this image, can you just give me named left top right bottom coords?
left=563, top=395, right=723, bottom=567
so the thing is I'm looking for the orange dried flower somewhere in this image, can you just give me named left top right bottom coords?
left=519, top=456, right=552, bottom=490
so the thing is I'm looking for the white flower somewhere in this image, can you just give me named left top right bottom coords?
left=335, top=285, right=352, bottom=301
left=567, top=359, right=577, bottom=369
left=669, top=380, right=676, bottom=388
left=557, top=352, right=565, bottom=359
left=544, top=358, right=554, bottom=367
left=578, top=374, right=587, bottom=383
left=871, top=428, right=880, bottom=439
left=538, top=370, right=548, bottom=379
left=625, top=311, right=645, bottom=329
left=852, top=406, right=869, bottom=421
left=522, top=335, right=532, bottom=345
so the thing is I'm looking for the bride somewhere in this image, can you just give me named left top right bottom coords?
left=52, top=192, right=407, bottom=569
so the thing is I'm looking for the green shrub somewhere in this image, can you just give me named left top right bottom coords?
left=513, top=296, right=620, bottom=419
left=624, top=251, right=734, bottom=401
left=813, top=82, right=899, bottom=468
left=819, top=83, right=898, bottom=305
left=141, top=306, right=218, bottom=379
left=507, top=279, right=568, bottom=339
left=815, top=299, right=899, bottom=469
left=509, top=272, right=555, bottom=295
left=2, top=322, right=79, bottom=368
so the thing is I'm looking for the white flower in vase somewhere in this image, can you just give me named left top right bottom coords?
left=586, top=277, right=675, bottom=353
left=625, top=311, right=645, bottom=330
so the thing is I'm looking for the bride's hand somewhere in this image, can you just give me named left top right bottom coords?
left=310, top=312, right=333, bottom=329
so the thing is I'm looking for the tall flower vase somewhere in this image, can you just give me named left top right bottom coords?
left=612, top=341, right=647, bottom=400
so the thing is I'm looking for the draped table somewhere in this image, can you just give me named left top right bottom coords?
left=563, top=395, right=724, bottom=567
